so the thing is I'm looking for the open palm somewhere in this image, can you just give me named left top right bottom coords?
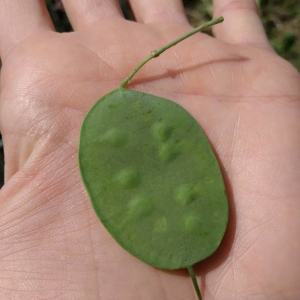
left=0, top=0, right=300, bottom=299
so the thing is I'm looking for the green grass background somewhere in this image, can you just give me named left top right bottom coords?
left=0, top=0, right=299, bottom=187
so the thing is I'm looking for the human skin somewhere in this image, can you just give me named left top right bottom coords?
left=0, top=0, right=300, bottom=299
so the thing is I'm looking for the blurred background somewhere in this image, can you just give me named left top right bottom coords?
left=0, top=0, right=299, bottom=188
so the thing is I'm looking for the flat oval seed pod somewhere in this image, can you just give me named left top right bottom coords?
left=79, top=88, right=228, bottom=269
left=79, top=17, right=227, bottom=300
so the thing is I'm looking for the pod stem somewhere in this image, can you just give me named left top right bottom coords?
left=118, top=16, right=224, bottom=89
left=188, top=266, right=202, bottom=300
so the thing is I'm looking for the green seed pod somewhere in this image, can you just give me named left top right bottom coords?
left=80, top=88, right=228, bottom=269
left=79, top=17, right=227, bottom=300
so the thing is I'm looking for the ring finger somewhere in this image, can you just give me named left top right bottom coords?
left=129, top=0, right=189, bottom=25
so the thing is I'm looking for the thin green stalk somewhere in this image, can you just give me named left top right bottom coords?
left=118, top=16, right=224, bottom=89
left=188, top=266, right=202, bottom=300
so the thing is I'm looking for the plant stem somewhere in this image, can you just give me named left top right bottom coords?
left=118, top=16, right=224, bottom=89
left=188, top=266, right=202, bottom=300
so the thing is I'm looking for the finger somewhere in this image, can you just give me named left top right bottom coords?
left=129, top=0, right=189, bottom=24
left=61, top=0, right=124, bottom=31
left=212, top=0, right=274, bottom=50
left=0, top=0, right=54, bottom=58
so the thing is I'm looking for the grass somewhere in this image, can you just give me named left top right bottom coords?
left=0, top=0, right=299, bottom=187
left=185, top=0, right=300, bottom=70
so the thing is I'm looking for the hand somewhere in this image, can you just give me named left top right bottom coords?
left=0, top=1, right=299, bottom=299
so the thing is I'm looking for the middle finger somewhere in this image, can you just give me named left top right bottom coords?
left=61, top=0, right=124, bottom=31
